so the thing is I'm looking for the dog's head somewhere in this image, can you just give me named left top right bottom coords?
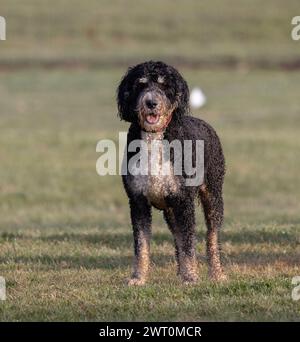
left=117, top=61, right=189, bottom=132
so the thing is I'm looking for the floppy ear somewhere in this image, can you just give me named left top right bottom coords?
left=117, top=68, right=135, bottom=122
left=175, top=73, right=190, bottom=115
left=170, top=69, right=190, bottom=126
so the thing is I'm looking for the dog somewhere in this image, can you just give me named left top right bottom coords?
left=117, top=61, right=226, bottom=285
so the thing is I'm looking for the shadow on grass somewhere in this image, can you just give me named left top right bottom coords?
left=0, top=250, right=298, bottom=271
left=0, top=229, right=298, bottom=269
left=0, top=231, right=174, bottom=248
left=1, top=228, right=298, bottom=246
left=0, top=249, right=298, bottom=271
left=227, top=251, right=300, bottom=266
left=39, top=231, right=175, bottom=247
left=0, top=252, right=174, bottom=270
left=223, top=229, right=299, bottom=245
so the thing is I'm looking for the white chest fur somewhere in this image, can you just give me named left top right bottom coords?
left=140, top=131, right=179, bottom=209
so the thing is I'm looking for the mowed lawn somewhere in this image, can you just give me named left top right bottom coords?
left=0, top=67, right=299, bottom=321
left=1, top=0, right=300, bottom=65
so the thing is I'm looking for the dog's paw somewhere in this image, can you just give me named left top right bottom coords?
left=127, top=277, right=146, bottom=286
left=181, top=274, right=198, bottom=285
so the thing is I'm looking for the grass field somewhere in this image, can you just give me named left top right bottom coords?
left=1, top=0, right=300, bottom=66
left=0, top=0, right=299, bottom=321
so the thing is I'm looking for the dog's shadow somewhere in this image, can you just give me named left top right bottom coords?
left=0, top=231, right=175, bottom=270
left=0, top=229, right=298, bottom=270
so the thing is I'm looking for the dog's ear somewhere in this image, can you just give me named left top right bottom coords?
left=170, top=69, right=190, bottom=126
left=175, top=73, right=190, bottom=115
left=117, top=68, right=135, bottom=122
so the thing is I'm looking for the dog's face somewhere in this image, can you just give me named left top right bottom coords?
left=135, top=75, right=175, bottom=132
left=117, top=61, right=189, bottom=132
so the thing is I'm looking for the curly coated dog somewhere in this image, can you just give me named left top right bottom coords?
left=117, top=61, right=226, bottom=285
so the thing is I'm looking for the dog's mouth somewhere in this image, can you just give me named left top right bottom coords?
left=145, top=113, right=160, bottom=125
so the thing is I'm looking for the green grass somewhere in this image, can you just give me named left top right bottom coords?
left=0, top=0, right=300, bottom=66
left=0, top=0, right=299, bottom=321
left=0, top=68, right=299, bottom=321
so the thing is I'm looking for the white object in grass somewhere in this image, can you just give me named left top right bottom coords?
left=190, top=87, right=207, bottom=108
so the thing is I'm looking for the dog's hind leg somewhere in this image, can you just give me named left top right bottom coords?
left=128, top=196, right=152, bottom=286
left=163, top=209, right=180, bottom=275
left=164, top=204, right=198, bottom=284
left=199, top=184, right=226, bottom=282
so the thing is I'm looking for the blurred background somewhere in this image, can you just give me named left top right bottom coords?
left=0, top=0, right=299, bottom=321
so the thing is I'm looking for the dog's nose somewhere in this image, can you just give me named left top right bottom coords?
left=145, top=99, right=158, bottom=109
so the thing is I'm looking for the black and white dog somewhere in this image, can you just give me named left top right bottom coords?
left=117, top=61, right=226, bottom=285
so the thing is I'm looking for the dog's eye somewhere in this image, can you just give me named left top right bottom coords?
left=139, top=77, right=148, bottom=84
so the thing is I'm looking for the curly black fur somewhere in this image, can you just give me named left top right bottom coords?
left=117, top=61, right=226, bottom=284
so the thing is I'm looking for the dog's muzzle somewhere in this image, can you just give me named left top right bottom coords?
left=137, top=88, right=173, bottom=132
left=142, top=91, right=161, bottom=124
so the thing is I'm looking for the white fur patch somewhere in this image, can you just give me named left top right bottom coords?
left=139, top=77, right=148, bottom=84
left=157, top=76, right=165, bottom=84
left=141, top=131, right=179, bottom=209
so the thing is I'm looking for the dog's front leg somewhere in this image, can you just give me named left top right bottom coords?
left=128, top=196, right=152, bottom=286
